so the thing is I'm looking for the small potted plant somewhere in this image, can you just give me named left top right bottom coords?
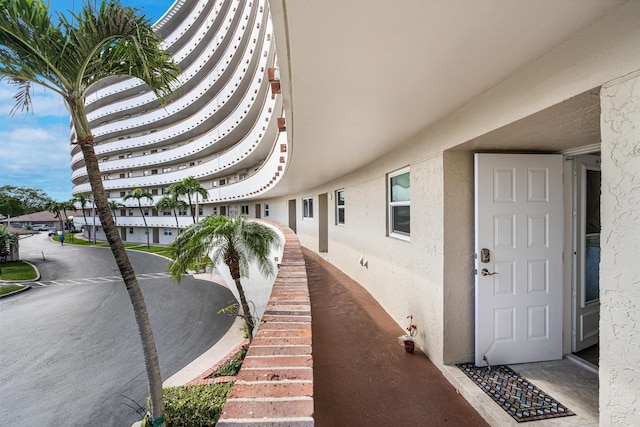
left=399, top=315, right=418, bottom=353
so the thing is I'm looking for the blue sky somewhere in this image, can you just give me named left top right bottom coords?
left=0, top=0, right=175, bottom=202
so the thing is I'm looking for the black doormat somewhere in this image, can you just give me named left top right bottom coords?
left=457, top=363, right=575, bottom=423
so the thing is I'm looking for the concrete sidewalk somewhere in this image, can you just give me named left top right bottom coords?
left=163, top=271, right=246, bottom=388
left=304, top=248, right=488, bottom=427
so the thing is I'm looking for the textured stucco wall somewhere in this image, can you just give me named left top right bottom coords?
left=262, top=148, right=448, bottom=365
left=442, top=151, right=475, bottom=364
left=410, top=154, right=447, bottom=364
left=261, top=1, right=640, bottom=376
left=600, top=71, right=640, bottom=426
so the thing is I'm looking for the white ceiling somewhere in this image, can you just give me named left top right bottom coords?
left=266, top=0, right=624, bottom=196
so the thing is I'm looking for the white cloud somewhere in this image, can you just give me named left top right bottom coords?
left=0, top=120, right=73, bottom=200
left=0, top=82, right=68, bottom=118
left=0, top=126, right=71, bottom=172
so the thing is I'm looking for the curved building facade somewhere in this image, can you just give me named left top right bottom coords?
left=71, top=0, right=286, bottom=244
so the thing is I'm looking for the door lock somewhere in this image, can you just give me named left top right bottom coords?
left=481, top=268, right=498, bottom=276
left=480, top=248, right=490, bottom=263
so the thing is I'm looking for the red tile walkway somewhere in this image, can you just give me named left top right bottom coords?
left=304, top=248, right=488, bottom=427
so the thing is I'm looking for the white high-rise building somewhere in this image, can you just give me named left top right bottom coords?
left=71, top=0, right=285, bottom=244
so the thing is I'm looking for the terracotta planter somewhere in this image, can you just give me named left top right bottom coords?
left=399, top=335, right=415, bottom=353
left=403, top=338, right=415, bottom=353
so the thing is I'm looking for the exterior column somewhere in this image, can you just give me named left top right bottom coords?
left=599, top=70, right=640, bottom=425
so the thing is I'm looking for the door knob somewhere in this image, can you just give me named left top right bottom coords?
left=481, top=268, right=498, bottom=276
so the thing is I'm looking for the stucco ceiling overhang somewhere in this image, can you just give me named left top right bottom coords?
left=265, top=0, right=624, bottom=197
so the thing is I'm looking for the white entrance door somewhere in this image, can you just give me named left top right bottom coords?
left=475, top=153, right=563, bottom=366
left=573, top=154, right=601, bottom=352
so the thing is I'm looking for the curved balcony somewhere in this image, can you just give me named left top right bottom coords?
left=86, top=1, right=259, bottom=140
left=86, top=0, right=240, bottom=124
left=72, top=88, right=281, bottom=191
left=152, top=0, right=190, bottom=36
left=71, top=19, right=275, bottom=172
left=90, top=215, right=197, bottom=229
left=154, top=1, right=217, bottom=55
left=208, top=128, right=287, bottom=202
left=72, top=41, right=273, bottom=177
left=72, top=80, right=278, bottom=182
left=85, top=0, right=240, bottom=111
left=72, top=120, right=287, bottom=206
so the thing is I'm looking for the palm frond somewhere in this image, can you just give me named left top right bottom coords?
left=0, top=0, right=179, bottom=116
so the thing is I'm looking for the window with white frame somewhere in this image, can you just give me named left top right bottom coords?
left=388, top=167, right=410, bottom=239
left=336, top=189, right=345, bottom=225
left=264, top=204, right=269, bottom=217
left=178, top=208, right=187, bottom=216
left=129, top=227, right=134, bottom=234
left=303, top=197, right=314, bottom=219
left=241, top=205, right=249, bottom=215
left=163, top=228, right=172, bottom=236
left=212, top=206, right=218, bottom=215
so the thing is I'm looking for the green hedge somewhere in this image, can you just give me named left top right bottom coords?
left=207, top=344, right=248, bottom=378
left=163, top=383, right=233, bottom=427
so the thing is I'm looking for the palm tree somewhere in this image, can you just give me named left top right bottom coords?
left=60, top=200, right=75, bottom=232
left=108, top=200, right=125, bottom=226
left=45, top=200, right=63, bottom=232
left=169, top=176, right=208, bottom=223
left=156, top=195, right=186, bottom=235
left=0, top=1, right=179, bottom=423
left=169, top=215, right=281, bottom=341
left=123, top=188, right=154, bottom=248
left=73, top=194, right=92, bottom=239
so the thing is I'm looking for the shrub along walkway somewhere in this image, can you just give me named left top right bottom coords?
left=304, top=248, right=488, bottom=427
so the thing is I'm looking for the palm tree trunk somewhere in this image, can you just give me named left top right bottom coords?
left=229, top=263, right=255, bottom=342
left=80, top=142, right=165, bottom=423
left=139, top=203, right=150, bottom=249
left=82, top=209, right=90, bottom=239
left=173, top=209, right=180, bottom=234
left=188, top=194, right=196, bottom=223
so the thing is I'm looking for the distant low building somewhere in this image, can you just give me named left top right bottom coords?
left=0, top=210, right=83, bottom=231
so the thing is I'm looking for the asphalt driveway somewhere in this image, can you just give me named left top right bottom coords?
left=0, top=233, right=236, bottom=426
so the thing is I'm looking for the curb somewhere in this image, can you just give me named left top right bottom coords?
left=0, top=284, right=32, bottom=299
left=0, top=260, right=41, bottom=298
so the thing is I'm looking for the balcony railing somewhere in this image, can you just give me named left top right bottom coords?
left=73, top=124, right=287, bottom=204
left=71, top=19, right=275, bottom=173
left=72, top=92, right=281, bottom=192
left=85, top=0, right=240, bottom=109
left=88, top=1, right=259, bottom=139
left=86, top=1, right=240, bottom=123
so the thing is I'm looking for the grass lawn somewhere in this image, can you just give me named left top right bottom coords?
left=0, top=261, right=37, bottom=280
left=53, top=234, right=172, bottom=258
left=0, top=284, right=27, bottom=296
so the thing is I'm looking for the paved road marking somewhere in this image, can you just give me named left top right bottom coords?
left=27, top=272, right=171, bottom=287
